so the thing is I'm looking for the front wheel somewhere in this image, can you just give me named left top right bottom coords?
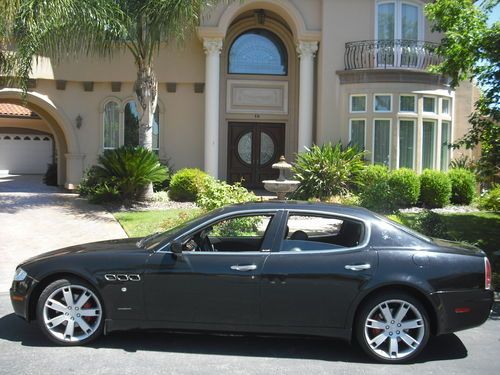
left=356, top=292, right=430, bottom=363
left=36, top=278, right=104, bottom=345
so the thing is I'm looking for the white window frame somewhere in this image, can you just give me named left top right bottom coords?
left=441, top=97, right=451, bottom=117
left=349, top=118, right=367, bottom=149
left=349, top=94, right=367, bottom=113
left=102, top=99, right=121, bottom=150
left=372, top=118, right=393, bottom=168
left=374, top=94, right=393, bottom=112
left=421, top=119, right=438, bottom=170
left=440, top=120, right=452, bottom=171
left=375, top=0, right=425, bottom=41
left=397, top=118, right=417, bottom=170
left=423, top=96, right=437, bottom=114
left=399, top=94, right=417, bottom=113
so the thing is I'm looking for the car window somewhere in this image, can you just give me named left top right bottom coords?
left=281, top=214, right=364, bottom=252
left=183, top=215, right=273, bottom=252
left=370, top=221, right=430, bottom=248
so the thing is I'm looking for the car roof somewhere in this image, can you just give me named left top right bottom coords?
left=216, top=201, right=377, bottom=221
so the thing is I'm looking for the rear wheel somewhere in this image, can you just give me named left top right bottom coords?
left=356, top=292, right=430, bottom=363
left=36, top=278, right=104, bottom=345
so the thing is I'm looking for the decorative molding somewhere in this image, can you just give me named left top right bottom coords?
left=111, top=82, right=121, bottom=92
left=336, top=69, right=451, bottom=87
left=166, top=82, right=177, bottom=93
left=83, top=81, right=94, bottom=92
left=227, top=80, right=288, bottom=115
left=55, top=80, right=67, bottom=90
left=296, top=41, right=318, bottom=59
left=194, top=83, right=205, bottom=93
left=203, top=38, right=223, bottom=55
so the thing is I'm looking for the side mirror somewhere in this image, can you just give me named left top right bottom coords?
left=170, top=241, right=184, bottom=254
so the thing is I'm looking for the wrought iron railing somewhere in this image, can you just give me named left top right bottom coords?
left=344, top=40, right=442, bottom=70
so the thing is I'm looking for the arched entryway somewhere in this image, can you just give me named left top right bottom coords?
left=221, top=10, right=298, bottom=187
left=0, top=89, right=81, bottom=188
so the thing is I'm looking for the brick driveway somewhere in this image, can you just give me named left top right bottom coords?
left=0, top=174, right=127, bottom=292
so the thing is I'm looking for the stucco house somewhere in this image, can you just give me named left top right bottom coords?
left=0, top=0, right=479, bottom=189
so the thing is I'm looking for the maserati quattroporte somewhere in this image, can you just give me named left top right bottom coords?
left=10, top=202, right=493, bottom=363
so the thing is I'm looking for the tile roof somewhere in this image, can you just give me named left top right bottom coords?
left=0, top=103, right=36, bottom=117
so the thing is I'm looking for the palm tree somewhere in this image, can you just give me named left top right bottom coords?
left=3, top=0, right=219, bottom=197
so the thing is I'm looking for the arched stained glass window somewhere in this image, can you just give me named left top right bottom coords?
left=103, top=101, right=119, bottom=149
left=229, top=29, right=287, bottom=75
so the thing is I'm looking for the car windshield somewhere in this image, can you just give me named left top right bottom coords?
left=137, top=212, right=210, bottom=250
left=374, top=214, right=433, bottom=243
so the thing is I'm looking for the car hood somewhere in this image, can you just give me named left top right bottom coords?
left=19, top=238, right=143, bottom=267
left=431, top=238, right=485, bottom=257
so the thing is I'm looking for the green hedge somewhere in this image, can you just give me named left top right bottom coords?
left=448, top=168, right=476, bottom=205
left=169, top=168, right=210, bottom=202
left=358, top=165, right=390, bottom=211
left=387, top=168, right=420, bottom=208
left=419, top=169, right=452, bottom=208
left=479, top=185, right=500, bottom=211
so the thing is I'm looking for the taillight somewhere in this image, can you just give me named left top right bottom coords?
left=485, top=257, right=492, bottom=290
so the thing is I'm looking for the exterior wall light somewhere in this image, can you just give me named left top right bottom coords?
left=76, top=114, right=83, bottom=129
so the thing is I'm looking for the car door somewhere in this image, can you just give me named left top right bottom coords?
left=143, top=210, right=283, bottom=326
left=260, top=210, right=377, bottom=329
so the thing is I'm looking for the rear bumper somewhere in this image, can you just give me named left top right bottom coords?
left=431, top=289, right=494, bottom=335
left=10, top=276, right=38, bottom=321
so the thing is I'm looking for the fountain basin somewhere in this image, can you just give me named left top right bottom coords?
left=262, top=180, right=299, bottom=200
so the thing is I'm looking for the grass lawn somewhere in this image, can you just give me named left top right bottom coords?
left=114, top=209, right=200, bottom=238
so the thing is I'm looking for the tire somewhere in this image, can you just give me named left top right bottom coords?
left=355, top=291, right=430, bottom=363
left=36, top=277, right=104, bottom=345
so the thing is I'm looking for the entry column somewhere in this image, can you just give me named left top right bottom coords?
left=297, top=41, right=318, bottom=152
left=203, top=38, right=223, bottom=177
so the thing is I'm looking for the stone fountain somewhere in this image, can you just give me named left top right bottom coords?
left=262, top=156, right=300, bottom=200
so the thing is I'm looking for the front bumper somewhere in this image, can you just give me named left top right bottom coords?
left=432, top=289, right=494, bottom=335
left=10, top=276, right=38, bottom=321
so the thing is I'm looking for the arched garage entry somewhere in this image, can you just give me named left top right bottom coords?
left=0, top=89, right=81, bottom=188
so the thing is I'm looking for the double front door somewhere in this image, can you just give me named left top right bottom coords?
left=228, top=122, right=285, bottom=188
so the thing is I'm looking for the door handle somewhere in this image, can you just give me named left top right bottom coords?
left=345, top=263, right=371, bottom=271
left=230, top=264, right=257, bottom=272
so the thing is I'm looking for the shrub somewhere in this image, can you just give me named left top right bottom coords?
left=169, top=168, right=210, bottom=202
left=419, top=170, right=452, bottom=208
left=292, top=142, right=366, bottom=200
left=43, top=163, right=58, bottom=186
left=448, top=168, right=476, bottom=205
left=78, top=147, right=167, bottom=203
left=357, top=165, right=390, bottom=211
left=153, top=160, right=173, bottom=192
left=387, top=168, right=420, bottom=208
left=479, top=185, right=500, bottom=211
left=197, top=178, right=257, bottom=211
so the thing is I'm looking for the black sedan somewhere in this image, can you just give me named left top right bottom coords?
left=10, top=202, right=493, bottom=363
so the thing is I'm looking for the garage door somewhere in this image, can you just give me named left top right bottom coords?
left=0, top=134, right=53, bottom=174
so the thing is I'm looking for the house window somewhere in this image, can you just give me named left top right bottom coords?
left=441, top=121, right=451, bottom=171
left=350, top=95, right=366, bottom=113
left=423, top=97, right=436, bottom=113
left=103, top=101, right=119, bottom=149
left=422, top=120, right=436, bottom=170
left=228, top=29, right=287, bottom=76
left=399, top=119, right=415, bottom=169
left=349, top=119, right=366, bottom=150
left=400, top=95, right=416, bottom=112
left=373, top=119, right=391, bottom=166
left=374, top=94, right=392, bottom=112
left=442, top=98, right=451, bottom=115
left=376, top=1, right=422, bottom=41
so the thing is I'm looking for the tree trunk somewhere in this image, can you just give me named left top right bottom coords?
left=134, top=66, right=158, bottom=150
left=134, top=65, right=158, bottom=200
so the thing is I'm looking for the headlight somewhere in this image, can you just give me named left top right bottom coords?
left=13, top=268, right=27, bottom=282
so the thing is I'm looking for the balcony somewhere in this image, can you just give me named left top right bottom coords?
left=338, top=39, right=447, bottom=86
left=344, top=39, right=442, bottom=71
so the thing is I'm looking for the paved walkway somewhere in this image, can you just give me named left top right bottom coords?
left=0, top=175, right=127, bottom=292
